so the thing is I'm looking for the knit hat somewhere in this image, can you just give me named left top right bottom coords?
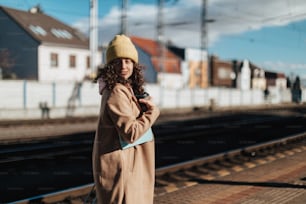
left=106, top=34, right=138, bottom=64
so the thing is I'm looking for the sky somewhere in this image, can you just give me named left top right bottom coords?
left=1, top=0, right=306, bottom=80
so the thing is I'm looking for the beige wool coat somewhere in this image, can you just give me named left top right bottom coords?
left=92, top=83, right=160, bottom=204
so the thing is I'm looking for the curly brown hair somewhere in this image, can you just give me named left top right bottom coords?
left=94, top=59, right=145, bottom=95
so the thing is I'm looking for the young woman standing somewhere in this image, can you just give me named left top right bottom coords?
left=92, top=34, right=160, bottom=204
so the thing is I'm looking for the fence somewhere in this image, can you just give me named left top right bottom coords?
left=0, top=80, right=304, bottom=120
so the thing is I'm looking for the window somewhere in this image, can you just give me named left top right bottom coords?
left=69, top=55, right=76, bottom=68
left=51, top=28, right=72, bottom=39
left=86, top=56, right=90, bottom=69
left=218, top=67, right=231, bottom=79
left=50, top=53, right=58, bottom=67
left=29, top=25, right=46, bottom=36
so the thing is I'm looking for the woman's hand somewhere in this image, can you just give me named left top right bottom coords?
left=139, top=96, right=156, bottom=111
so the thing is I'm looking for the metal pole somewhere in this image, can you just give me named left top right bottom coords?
left=157, top=0, right=165, bottom=79
left=52, top=82, right=56, bottom=107
left=201, top=0, right=209, bottom=87
left=23, top=80, right=27, bottom=109
left=121, top=0, right=128, bottom=34
left=157, top=0, right=165, bottom=107
left=90, top=0, right=98, bottom=78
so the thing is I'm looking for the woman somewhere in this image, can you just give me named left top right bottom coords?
left=92, top=34, right=160, bottom=204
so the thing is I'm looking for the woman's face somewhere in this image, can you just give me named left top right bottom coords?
left=116, top=58, right=134, bottom=80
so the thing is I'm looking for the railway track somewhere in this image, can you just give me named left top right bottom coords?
left=0, top=133, right=93, bottom=164
left=2, top=107, right=306, bottom=203
left=1, top=112, right=303, bottom=165
left=10, top=131, right=306, bottom=204
left=0, top=110, right=294, bottom=164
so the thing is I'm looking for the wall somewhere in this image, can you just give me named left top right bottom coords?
left=135, top=46, right=157, bottom=83
left=157, top=73, right=184, bottom=89
left=0, top=80, right=303, bottom=120
left=185, top=48, right=208, bottom=88
left=210, top=56, right=234, bottom=87
left=38, top=45, right=101, bottom=82
left=0, top=80, right=100, bottom=119
left=0, top=9, right=39, bottom=79
left=188, top=60, right=208, bottom=88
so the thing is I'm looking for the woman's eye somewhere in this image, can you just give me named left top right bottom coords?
left=114, top=60, right=121, bottom=66
left=125, top=59, right=133, bottom=65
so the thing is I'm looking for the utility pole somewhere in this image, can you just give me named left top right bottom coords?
left=201, top=0, right=214, bottom=87
left=90, top=0, right=98, bottom=78
left=157, top=0, right=165, bottom=85
left=121, top=0, right=128, bottom=35
left=156, top=0, right=166, bottom=107
left=201, top=0, right=208, bottom=87
left=201, top=0, right=208, bottom=57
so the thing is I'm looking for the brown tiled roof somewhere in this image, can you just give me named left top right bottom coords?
left=1, top=6, right=89, bottom=48
left=131, top=36, right=180, bottom=58
left=130, top=36, right=181, bottom=73
left=151, top=57, right=181, bottom=73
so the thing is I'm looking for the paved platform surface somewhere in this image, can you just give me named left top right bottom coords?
left=154, top=144, right=306, bottom=204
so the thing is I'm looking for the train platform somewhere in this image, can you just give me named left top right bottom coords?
left=154, top=142, right=306, bottom=204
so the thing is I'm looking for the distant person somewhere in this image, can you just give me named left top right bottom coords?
left=264, top=88, right=270, bottom=102
left=292, top=76, right=302, bottom=103
left=39, top=101, right=50, bottom=119
left=92, top=34, right=160, bottom=204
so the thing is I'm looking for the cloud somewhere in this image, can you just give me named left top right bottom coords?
left=262, top=60, right=306, bottom=78
left=73, top=0, right=306, bottom=48
left=71, top=0, right=306, bottom=77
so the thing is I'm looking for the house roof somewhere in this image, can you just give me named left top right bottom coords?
left=1, top=6, right=88, bottom=48
left=249, top=61, right=263, bottom=71
left=167, top=45, right=185, bottom=60
left=130, top=36, right=179, bottom=59
left=130, top=36, right=181, bottom=73
left=277, top=73, right=286, bottom=78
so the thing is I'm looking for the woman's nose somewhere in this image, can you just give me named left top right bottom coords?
left=121, top=59, right=127, bottom=68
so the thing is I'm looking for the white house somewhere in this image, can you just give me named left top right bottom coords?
left=0, top=5, right=101, bottom=82
left=237, top=59, right=251, bottom=91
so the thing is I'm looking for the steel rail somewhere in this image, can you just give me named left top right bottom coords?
left=1, top=114, right=292, bottom=164
left=9, top=131, right=306, bottom=204
left=155, top=131, right=306, bottom=176
left=0, top=140, right=92, bottom=164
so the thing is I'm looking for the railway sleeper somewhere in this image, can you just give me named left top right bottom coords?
left=11, top=132, right=306, bottom=204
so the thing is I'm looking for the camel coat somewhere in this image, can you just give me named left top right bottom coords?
left=92, top=83, right=160, bottom=204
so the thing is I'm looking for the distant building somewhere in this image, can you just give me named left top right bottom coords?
left=210, top=55, right=235, bottom=88
left=131, top=36, right=182, bottom=88
left=236, top=59, right=251, bottom=91
left=276, top=73, right=287, bottom=89
left=250, top=62, right=266, bottom=90
left=209, top=55, right=288, bottom=92
left=169, top=46, right=208, bottom=88
left=265, top=70, right=287, bottom=89
left=0, top=5, right=101, bottom=81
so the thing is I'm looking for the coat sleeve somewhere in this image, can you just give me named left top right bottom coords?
left=106, top=84, right=160, bottom=143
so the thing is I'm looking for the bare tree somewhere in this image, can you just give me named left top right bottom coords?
left=0, top=49, right=15, bottom=79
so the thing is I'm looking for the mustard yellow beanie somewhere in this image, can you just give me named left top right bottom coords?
left=106, top=34, right=138, bottom=64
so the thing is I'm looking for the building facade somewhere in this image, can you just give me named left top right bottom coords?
left=131, top=36, right=182, bottom=88
left=0, top=6, right=101, bottom=82
left=210, top=55, right=235, bottom=88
